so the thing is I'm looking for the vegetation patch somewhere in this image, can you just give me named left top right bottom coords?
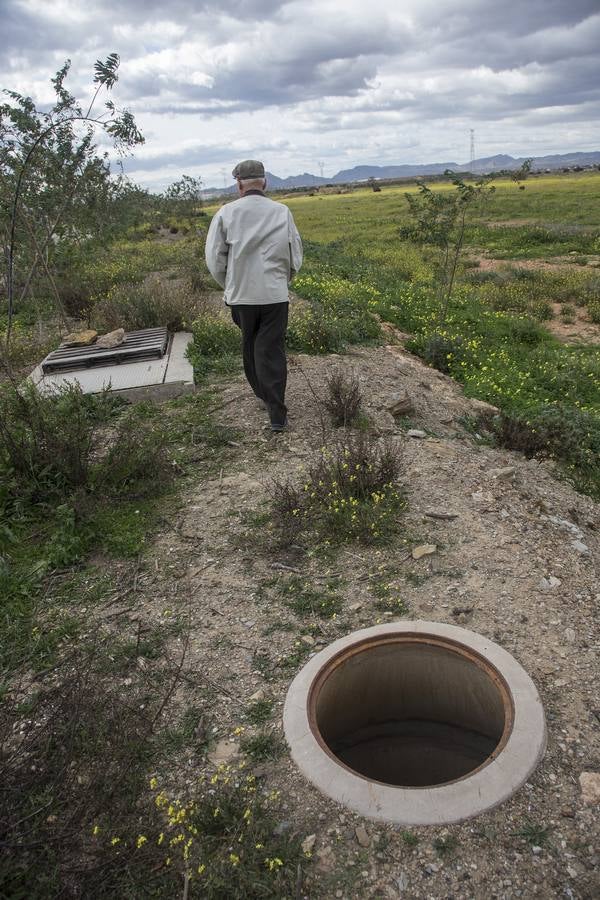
left=274, top=575, right=344, bottom=619
left=270, top=434, right=406, bottom=548
left=188, top=313, right=242, bottom=380
left=478, top=405, right=600, bottom=497
left=240, top=730, right=285, bottom=762
left=245, top=698, right=275, bottom=726
left=322, top=368, right=364, bottom=427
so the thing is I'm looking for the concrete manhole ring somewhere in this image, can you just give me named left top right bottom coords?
left=283, top=621, right=547, bottom=825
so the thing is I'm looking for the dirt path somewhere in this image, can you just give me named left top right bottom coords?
left=132, top=339, right=600, bottom=899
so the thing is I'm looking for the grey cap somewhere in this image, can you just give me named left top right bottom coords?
left=232, top=159, right=265, bottom=179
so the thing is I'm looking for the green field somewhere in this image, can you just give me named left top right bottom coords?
left=249, top=173, right=600, bottom=497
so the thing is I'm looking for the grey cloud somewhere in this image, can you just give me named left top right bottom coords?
left=0, top=1, right=84, bottom=69
left=2, top=0, right=599, bottom=179
left=122, top=18, right=412, bottom=111
left=124, top=136, right=292, bottom=171
left=123, top=144, right=239, bottom=171
left=95, top=0, right=287, bottom=23
left=418, top=0, right=599, bottom=37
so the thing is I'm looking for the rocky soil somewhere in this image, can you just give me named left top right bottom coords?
left=124, top=338, right=599, bottom=899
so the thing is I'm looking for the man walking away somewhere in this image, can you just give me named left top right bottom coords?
left=205, top=160, right=303, bottom=432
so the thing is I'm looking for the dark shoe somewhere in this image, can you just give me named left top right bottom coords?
left=270, top=418, right=288, bottom=433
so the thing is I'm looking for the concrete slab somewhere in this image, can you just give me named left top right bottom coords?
left=30, top=332, right=195, bottom=403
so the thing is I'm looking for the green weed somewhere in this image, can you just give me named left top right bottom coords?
left=270, top=434, right=406, bottom=548
left=433, top=835, right=459, bottom=856
left=401, top=830, right=419, bottom=847
left=514, top=820, right=552, bottom=847
left=240, top=730, right=285, bottom=762
left=245, top=699, right=275, bottom=726
left=275, top=575, right=343, bottom=619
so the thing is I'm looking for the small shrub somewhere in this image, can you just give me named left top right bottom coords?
left=514, top=820, right=552, bottom=847
left=529, top=299, right=553, bottom=321
left=588, top=300, right=600, bottom=324
left=402, top=830, right=419, bottom=847
left=480, top=405, right=600, bottom=496
left=270, top=434, right=406, bottom=546
left=191, top=314, right=241, bottom=356
left=276, top=575, right=343, bottom=618
left=323, top=369, right=363, bottom=427
left=505, top=316, right=548, bottom=345
left=240, top=730, right=284, bottom=762
left=143, top=765, right=302, bottom=897
left=287, top=305, right=345, bottom=354
left=92, top=279, right=197, bottom=333
left=0, top=644, right=163, bottom=897
left=421, top=333, right=465, bottom=374
left=560, top=303, right=575, bottom=323
left=246, top=699, right=275, bottom=726
left=188, top=314, right=242, bottom=380
left=434, top=835, right=459, bottom=856
left=583, top=276, right=600, bottom=305
left=371, top=579, right=408, bottom=615
left=0, top=382, right=170, bottom=508
left=0, top=320, right=59, bottom=371
left=480, top=411, right=548, bottom=458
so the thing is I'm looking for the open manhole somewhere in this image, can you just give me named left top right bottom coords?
left=283, top=621, right=546, bottom=825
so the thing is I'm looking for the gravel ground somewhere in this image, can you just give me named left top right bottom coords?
left=122, top=340, right=599, bottom=899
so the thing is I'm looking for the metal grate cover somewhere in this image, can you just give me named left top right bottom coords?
left=41, top=327, right=169, bottom=374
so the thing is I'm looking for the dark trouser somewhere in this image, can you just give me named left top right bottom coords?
left=230, top=302, right=289, bottom=426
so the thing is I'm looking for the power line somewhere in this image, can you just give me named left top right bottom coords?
left=470, top=129, right=475, bottom=169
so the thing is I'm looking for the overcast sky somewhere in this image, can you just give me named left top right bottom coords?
left=2, top=0, right=600, bottom=190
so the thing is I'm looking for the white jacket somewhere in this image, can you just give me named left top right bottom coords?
left=205, top=192, right=303, bottom=306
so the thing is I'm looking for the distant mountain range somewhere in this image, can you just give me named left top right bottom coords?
left=205, top=151, right=600, bottom=195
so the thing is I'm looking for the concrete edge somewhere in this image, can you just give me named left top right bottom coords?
left=283, top=620, right=547, bottom=826
left=164, top=332, right=194, bottom=386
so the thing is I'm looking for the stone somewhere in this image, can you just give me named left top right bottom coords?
left=407, top=429, right=427, bottom=438
left=395, top=872, right=409, bottom=892
left=571, top=540, right=590, bottom=555
left=301, top=834, right=316, bottom=854
left=96, top=327, right=125, bottom=349
left=61, top=329, right=97, bottom=347
left=301, top=634, right=315, bottom=646
left=316, top=845, right=336, bottom=872
left=249, top=689, right=265, bottom=702
left=208, top=739, right=239, bottom=764
left=412, top=544, right=437, bottom=560
left=564, top=628, right=576, bottom=644
left=388, top=394, right=414, bottom=417
left=355, top=825, right=371, bottom=847
left=471, top=490, right=494, bottom=503
left=539, top=576, right=562, bottom=591
left=548, top=515, right=582, bottom=538
left=349, top=602, right=362, bottom=611
left=489, top=466, right=516, bottom=479
left=424, top=510, right=458, bottom=520
left=468, top=397, right=499, bottom=416
left=579, top=771, right=600, bottom=806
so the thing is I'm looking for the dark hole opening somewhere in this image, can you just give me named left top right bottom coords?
left=313, top=639, right=508, bottom=787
